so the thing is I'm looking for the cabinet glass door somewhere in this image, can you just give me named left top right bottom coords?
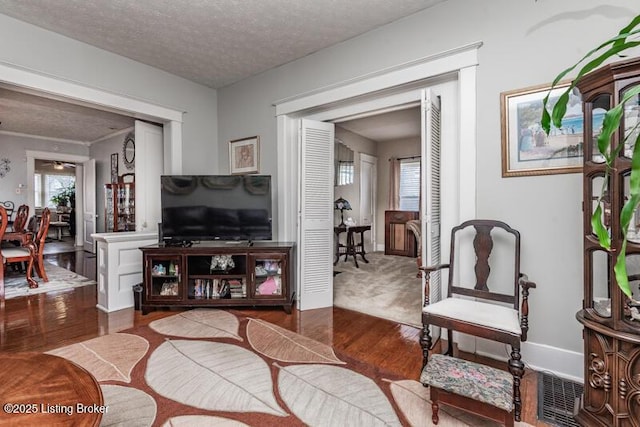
left=251, top=254, right=285, bottom=297
left=117, top=183, right=135, bottom=231
left=148, top=255, right=182, bottom=300
left=623, top=87, right=640, bottom=159
left=590, top=94, right=610, bottom=163
left=105, top=185, right=114, bottom=232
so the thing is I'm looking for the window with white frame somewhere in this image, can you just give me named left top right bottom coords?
left=35, top=173, right=75, bottom=208
left=336, top=162, right=354, bottom=186
left=399, top=159, right=420, bottom=211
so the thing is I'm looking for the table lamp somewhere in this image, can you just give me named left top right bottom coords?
left=334, top=197, right=352, bottom=227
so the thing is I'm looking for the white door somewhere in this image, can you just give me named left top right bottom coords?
left=134, top=120, right=164, bottom=232
left=421, top=88, right=442, bottom=315
left=359, top=153, right=377, bottom=252
left=298, top=118, right=335, bottom=310
left=82, top=159, right=96, bottom=253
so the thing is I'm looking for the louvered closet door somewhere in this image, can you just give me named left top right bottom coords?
left=421, top=89, right=442, bottom=306
left=134, top=120, right=163, bottom=233
left=298, top=119, right=335, bottom=310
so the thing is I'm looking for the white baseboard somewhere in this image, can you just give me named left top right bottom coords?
left=376, top=243, right=385, bottom=252
left=521, top=341, right=584, bottom=383
left=471, top=339, right=584, bottom=383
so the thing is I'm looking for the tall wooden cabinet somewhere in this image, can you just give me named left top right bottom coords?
left=576, top=57, right=640, bottom=426
left=105, top=182, right=135, bottom=232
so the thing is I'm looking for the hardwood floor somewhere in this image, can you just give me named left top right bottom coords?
left=0, top=250, right=551, bottom=426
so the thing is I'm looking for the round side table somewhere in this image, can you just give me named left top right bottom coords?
left=0, top=352, right=104, bottom=426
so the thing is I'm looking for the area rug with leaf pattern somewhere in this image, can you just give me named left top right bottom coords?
left=4, top=262, right=96, bottom=299
left=47, top=309, right=533, bottom=426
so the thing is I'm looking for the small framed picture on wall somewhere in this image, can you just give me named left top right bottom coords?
left=229, top=136, right=259, bottom=174
left=111, top=153, right=119, bottom=183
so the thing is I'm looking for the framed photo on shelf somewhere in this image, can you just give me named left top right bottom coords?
left=229, top=136, right=259, bottom=174
left=501, top=81, right=584, bottom=177
left=110, top=153, right=119, bottom=183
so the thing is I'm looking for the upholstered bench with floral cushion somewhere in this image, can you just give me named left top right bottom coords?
left=420, top=353, right=514, bottom=426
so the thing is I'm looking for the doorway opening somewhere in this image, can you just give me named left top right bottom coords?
left=34, top=158, right=77, bottom=251
left=0, top=59, right=183, bottom=234
left=276, top=42, right=480, bottom=311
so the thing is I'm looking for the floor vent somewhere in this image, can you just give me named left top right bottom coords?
left=537, top=372, right=583, bottom=427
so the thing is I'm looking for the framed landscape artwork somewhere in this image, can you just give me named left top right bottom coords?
left=229, top=136, right=259, bottom=174
left=501, top=82, right=585, bottom=177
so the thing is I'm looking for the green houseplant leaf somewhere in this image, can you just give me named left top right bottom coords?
left=50, top=183, right=76, bottom=207
left=543, top=14, right=640, bottom=300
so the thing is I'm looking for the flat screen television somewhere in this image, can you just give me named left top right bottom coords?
left=160, top=175, right=272, bottom=243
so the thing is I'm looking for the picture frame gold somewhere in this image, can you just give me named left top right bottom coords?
left=229, top=136, right=259, bottom=175
left=501, top=81, right=583, bottom=177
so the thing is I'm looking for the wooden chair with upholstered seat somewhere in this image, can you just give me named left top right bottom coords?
left=419, top=219, right=536, bottom=422
left=405, top=219, right=421, bottom=277
left=0, top=206, right=9, bottom=298
left=4, top=204, right=30, bottom=273
left=1, top=208, right=50, bottom=290
left=11, top=204, right=29, bottom=232
left=28, top=208, right=51, bottom=282
left=0, top=201, right=14, bottom=229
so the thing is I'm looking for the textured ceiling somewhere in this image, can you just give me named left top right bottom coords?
left=0, top=87, right=134, bottom=142
left=0, top=0, right=444, bottom=89
left=338, top=107, right=421, bottom=143
left=0, top=1, right=441, bottom=142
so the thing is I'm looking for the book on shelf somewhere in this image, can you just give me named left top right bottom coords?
left=228, top=278, right=246, bottom=298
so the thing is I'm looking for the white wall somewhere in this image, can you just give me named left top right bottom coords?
left=0, top=14, right=218, bottom=175
left=89, top=130, right=134, bottom=233
left=0, top=134, right=88, bottom=207
left=376, top=137, right=420, bottom=247
left=217, top=0, right=640, bottom=377
left=334, top=126, right=377, bottom=224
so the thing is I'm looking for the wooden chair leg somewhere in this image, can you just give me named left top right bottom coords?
left=506, top=411, right=515, bottom=427
left=446, top=329, right=454, bottom=356
left=34, top=252, right=48, bottom=282
left=25, top=254, right=37, bottom=289
left=430, top=387, right=440, bottom=425
left=508, top=345, right=524, bottom=422
left=420, top=323, right=432, bottom=367
left=0, top=261, right=4, bottom=299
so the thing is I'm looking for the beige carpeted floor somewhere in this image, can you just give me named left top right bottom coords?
left=333, top=251, right=422, bottom=327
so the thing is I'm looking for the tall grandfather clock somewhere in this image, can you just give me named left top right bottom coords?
left=575, top=57, right=640, bottom=426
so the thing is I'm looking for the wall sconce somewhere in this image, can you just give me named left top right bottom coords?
left=334, top=197, right=352, bottom=227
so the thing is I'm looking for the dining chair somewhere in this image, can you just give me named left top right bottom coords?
left=405, top=219, right=422, bottom=277
left=1, top=208, right=50, bottom=289
left=12, top=204, right=29, bottom=232
left=29, top=208, right=51, bottom=282
left=0, top=206, right=9, bottom=298
left=419, top=219, right=536, bottom=422
left=7, top=205, right=30, bottom=273
left=0, top=201, right=14, bottom=230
